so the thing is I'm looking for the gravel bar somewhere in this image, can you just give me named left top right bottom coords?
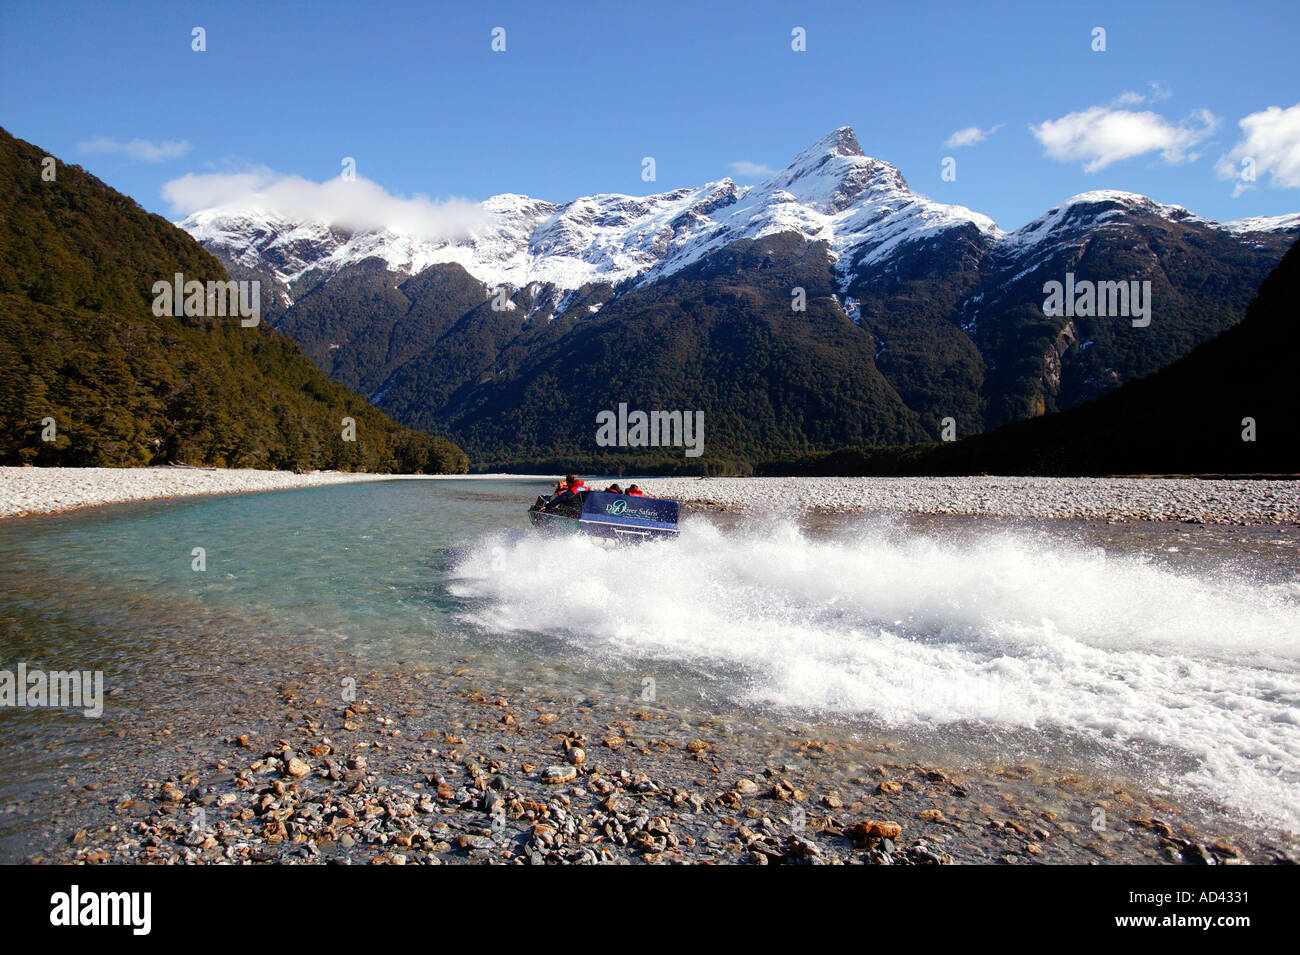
left=634, top=476, right=1300, bottom=525
left=22, top=660, right=1296, bottom=866
left=0, top=466, right=402, bottom=519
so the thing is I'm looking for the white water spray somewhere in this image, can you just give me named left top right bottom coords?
left=449, top=518, right=1300, bottom=831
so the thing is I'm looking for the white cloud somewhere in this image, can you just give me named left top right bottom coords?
left=1030, top=106, right=1218, bottom=172
left=1111, top=81, right=1172, bottom=108
left=943, top=124, right=1003, bottom=149
left=728, top=160, right=776, bottom=178
left=162, top=167, right=489, bottom=241
left=78, top=137, right=193, bottom=162
left=1215, top=103, right=1300, bottom=197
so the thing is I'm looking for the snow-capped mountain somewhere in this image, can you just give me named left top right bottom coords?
left=635, top=127, right=1001, bottom=288
left=179, top=127, right=1005, bottom=300
left=179, top=126, right=1294, bottom=310
left=182, top=184, right=735, bottom=296
left=998, top=189, right=1297, bottom=254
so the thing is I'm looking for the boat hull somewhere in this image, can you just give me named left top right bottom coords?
left=528, top=490, right=680, bottom=542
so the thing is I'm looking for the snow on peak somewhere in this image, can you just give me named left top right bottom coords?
left=1062, top=189, right=1164, bottom=208
left=173, top=127, right=990, bottom=295
left=999, top=190, right=1191, bottom=251
left=804, top=125, right=867, bottom=159
left=1000, top=189, right=1299, bottom=252
left=1218, top=212, right=1300, bottom=235
left=764, top=127, right=908, bottom=214
left=633, top=127, right=998, bottom=285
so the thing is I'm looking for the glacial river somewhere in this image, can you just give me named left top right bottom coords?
left=1, top=477, right=1297, bottom=859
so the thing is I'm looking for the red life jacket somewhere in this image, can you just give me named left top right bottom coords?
left=626, top=487, right=644, bottom=496
left=570, top=480, right=588, bottom=493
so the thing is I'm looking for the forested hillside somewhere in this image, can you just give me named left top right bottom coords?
left=763, top=237, right=1300, bottom=476
left=0, top=129, right=467, bottom=472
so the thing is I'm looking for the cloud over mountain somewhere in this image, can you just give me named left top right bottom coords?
left=1216, top=103, right=1300, bottom=197
left=162, top=167, right=488, bottom=242
left=728, top=160, right=777, bottom=177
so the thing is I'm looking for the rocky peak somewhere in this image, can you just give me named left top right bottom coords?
left=769, top=126, right=909, bottom=214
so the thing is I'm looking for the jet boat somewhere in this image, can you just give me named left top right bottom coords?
left=528, top=489, right=680, bottom=542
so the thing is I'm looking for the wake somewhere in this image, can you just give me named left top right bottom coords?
left=448, top=516, right=1300, bottom=832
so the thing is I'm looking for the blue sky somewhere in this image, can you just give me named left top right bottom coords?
left=2, top=0, right=1297, bottom=230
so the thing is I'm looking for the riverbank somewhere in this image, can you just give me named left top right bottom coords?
left=17, top=655, right=1294, bottom=866
left=0, top=466, right=410, bottom=519
left=635, top=476, right=1300, bottom=525
left=6, top=471, right=1295, bottom=525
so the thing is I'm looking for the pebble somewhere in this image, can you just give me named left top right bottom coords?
left=19, top=662, right=1283, bottom=869
left=540, top=766, right=578, bottom=785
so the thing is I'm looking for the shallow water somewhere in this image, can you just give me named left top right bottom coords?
left=1, top=477, right=1297, bottom=854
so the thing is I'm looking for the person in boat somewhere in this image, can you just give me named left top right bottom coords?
left=555, top=474, right=588, bottom=496
left=605, top=483, right=623, bottom=494
left=625, top=484, right=644, bottom=497
left=541, top=475, right=586, bottom=512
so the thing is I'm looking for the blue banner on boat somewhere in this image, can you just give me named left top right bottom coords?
left=528, top=489, right=681, bottom=542
left=580, top=491, right=680, bottom=526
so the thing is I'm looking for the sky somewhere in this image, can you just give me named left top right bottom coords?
left=2, top=0, right=1298, bottom=232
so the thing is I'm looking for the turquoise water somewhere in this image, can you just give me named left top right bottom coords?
left=0, top=478, right=552, bottom=684
left=2, top=477, right=1299, bottom=846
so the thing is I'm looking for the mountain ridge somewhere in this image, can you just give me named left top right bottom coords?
left=762, top=235, right=1300, bottom=477
left=180, top=126, right=1295, bottom=307
left=176, top=127, right=1299, bottom=468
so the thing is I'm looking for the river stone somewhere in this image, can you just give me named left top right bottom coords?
left=541, top=765, right=578, bottom=785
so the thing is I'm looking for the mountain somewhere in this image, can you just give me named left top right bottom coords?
left=763, top=236, right=1300, bottom=477
left=180, top=128, right=1000, bottom=314
left=179, top=127, right=1298, bottom=470
left=958, top=191, right=1299, bottom=427
left=0, top=128, right=467, bottom=473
